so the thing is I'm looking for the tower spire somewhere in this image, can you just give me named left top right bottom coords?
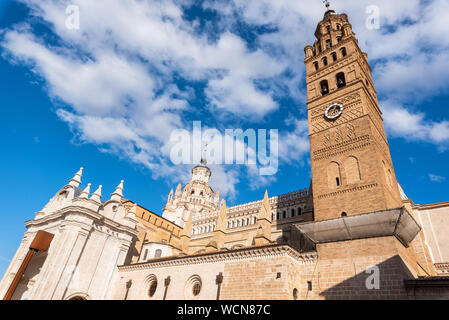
left=90, top=185, right=103, bottom=203
left=111, top=180, right=124, bottom=201
left=304, top=7, right=403, bottom=220
left=80, top=183, right=91, bottom=199
left=253, top=190, right=272, bottom=246
left=69, top=167, right=83, bottom=187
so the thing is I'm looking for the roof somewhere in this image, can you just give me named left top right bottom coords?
left=404, top=277, right=449, bottom=288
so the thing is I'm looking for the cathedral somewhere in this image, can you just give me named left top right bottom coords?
left=1, top=7, right=449, bottom=300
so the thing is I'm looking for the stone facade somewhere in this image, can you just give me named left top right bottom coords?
left=113, top=245, right=317, bottom=300
left=0, top=172, right=138, bottom=300
left=1, top=7, right=449, bottom=300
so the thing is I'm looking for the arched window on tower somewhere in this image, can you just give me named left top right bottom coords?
left=344, top=156, right=361, bottom=184
left=341, top=47, right=347, bottom=57
left=326, top=39, right=331, bottom=49
left=336, top=72, right=346, bottom=88
left=298, top=207, right=302, bottom=215
left=291, top=208, right=295, bottom=217
left=336, top=24, right=341, bottom=30
left=326, top=25, right=331, bottom=33
left=328, top=162, right=342, bottom=188
left=388, top=169, right=394, bottom=187
left=320, top=80, right=329, bottom=95
left=331, top=52, right=337, bottom=62
left=154, top=249, right=162, bottom=258
left=382, top=161, right=391, bottom=187
left=322, top=57, right=328, bottom=67
left=313, top=61, right=319, bottom=71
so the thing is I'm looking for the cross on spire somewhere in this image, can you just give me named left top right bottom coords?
left=323, top=0, right=331, bottom=10
left=200, top=143, right=208, bottom=166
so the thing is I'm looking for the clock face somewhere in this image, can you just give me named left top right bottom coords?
left=325, top=103, right=344, bottom=120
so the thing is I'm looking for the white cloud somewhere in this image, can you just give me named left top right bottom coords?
left=279, top=118, right=310, bottom=165
left=208, top=165, right=240, bottom=199
left=2, top=0, right=449, bottom=198
left=1, top=0, right=288, bottom=196
left=429, top=174, right=445, bottom=183
left=374, top=52, right=449, bottom=103
left=381, top=100, right=449, bottom=151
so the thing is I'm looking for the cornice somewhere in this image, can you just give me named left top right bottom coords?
left=25, top=206, right=139, bottom=237
left=307, top=79, right=360, bottom=107
left=305, top=35, right=353, bottom=63
left=118, top=244, right=317, bottom=271
left=413, top=201, right=449, bottom=210
left=306, top=50, right=353, bottom=80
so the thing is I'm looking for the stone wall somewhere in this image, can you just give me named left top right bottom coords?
left=313, top=236, right=416, bottom=300
left=114, top=245, right=317, bottom=300
left=414, top=202, right=449, bottom=265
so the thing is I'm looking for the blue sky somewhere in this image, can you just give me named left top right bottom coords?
left=1, top=0, right=449, bottom=275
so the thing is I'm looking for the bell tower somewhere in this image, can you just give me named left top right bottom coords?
left=305, top=6, right=402, bottom=221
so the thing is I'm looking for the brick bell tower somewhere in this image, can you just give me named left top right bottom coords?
left=304, top=7, right=402, bottom=221
left=294, top=4, right=437, bottom=288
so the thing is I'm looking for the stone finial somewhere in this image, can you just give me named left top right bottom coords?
left=181, top=211, right=193, bottom=254
left=215, top=199, right=227, bottom=232
left=90, top=185, right=103, bottom=203
left=111, top=180, right=124, bottom=201
left=69, top=167, right=83, bottom=187
left=214, top=190, right=220, bottom=204
left=175, top=183, right=182, bottom=197
left=80, top=183, right=91, bottom=199
left=259, top=190, right=272, bottom=222
left=254, top=190, right=271, bottom=245
left=183, top=212, right=193, bottom=237
left=212, top=199, right=228, bottom=250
